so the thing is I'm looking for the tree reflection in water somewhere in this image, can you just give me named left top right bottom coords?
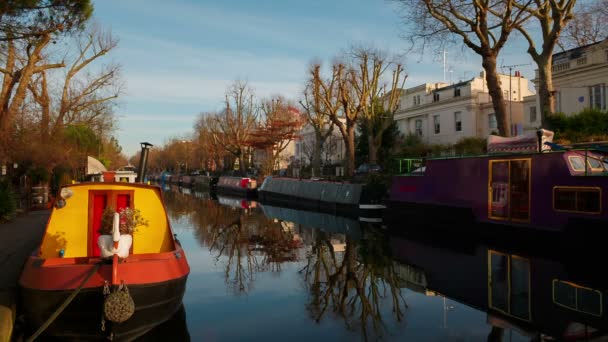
left=187, top=196, right=302, bottom=294
left=161, top=187, right=407, bottom=339
left=299, top=226, right=407, bottom=341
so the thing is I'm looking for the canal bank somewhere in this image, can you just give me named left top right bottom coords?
left=0, top=210, right=48, bottom=342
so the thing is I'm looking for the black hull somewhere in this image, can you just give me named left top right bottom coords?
left=214, top=185, right=258, bottom=199
left=20, top=275, right=188, bottom=341
left=258, top=190, right=376, bottom=219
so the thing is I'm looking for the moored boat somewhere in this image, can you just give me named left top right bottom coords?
left=386, top=130, right=608, bottom=232
left=18, top=143, right=190, bottom=341
left=214, top=175, right=258, bottom=198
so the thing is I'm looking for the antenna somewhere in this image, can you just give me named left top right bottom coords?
left=500, top=62, right=532, bottom=136
left=442, top=49, right=448, bottom=82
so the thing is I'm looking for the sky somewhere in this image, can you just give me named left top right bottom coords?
left=91, top=0, right=538, bottom=157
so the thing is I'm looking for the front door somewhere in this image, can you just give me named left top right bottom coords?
left=488, top=159, right=531, bottom=222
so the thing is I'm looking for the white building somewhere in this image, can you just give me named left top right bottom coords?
left=524, top=38, right=608, bottom=131
left=394, top=71, right=535, bottom=144
left=294, top=121, right=346, bottom=168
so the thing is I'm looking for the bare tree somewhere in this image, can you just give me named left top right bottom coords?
left=0, top=33, right=64, bottom=159
left=559, top=0, right=608, bottom=49
left=300, top=83, right=335, bottom=177
left=28, top=24, right=121, bottom=143
left=208, top=80, right=258, bottom=173
left=395, top=0, right=532, bottom=137
left=514, top=0, right=577, bottom=122
left=350, top=47, right=406, bottom=164
left=311, top=62, right=362, bottom=176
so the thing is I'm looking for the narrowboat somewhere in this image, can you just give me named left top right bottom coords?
left=214, top=175, right=258, bottom=198
left=386, top=130, right=608, bottom=232
left=18, top=143, right=190, bottom=341
left=257, top=177, right=385, bottom=219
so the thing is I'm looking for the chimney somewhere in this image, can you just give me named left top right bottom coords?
left=137, top=142, right=153, bottom=183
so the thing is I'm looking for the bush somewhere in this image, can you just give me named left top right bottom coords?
left=453, top=137, right=487, bottom=155
left=0, top=180, right=17, bottom=221
left=28, top=166, right=50, bottom=185
left=546, top=109, right=608, bottom=143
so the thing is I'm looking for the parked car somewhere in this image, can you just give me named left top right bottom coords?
left=355, top=163, right=382, bottom=175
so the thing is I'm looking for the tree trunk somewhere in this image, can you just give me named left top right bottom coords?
left=312, top=131, right=323, bottom=178
left=346, top=125, right=356, bottom=177
left=535, top=54, right=554, bottom=126
left=482, top=55, right=509, bottom=137
left=368, top=132, right=378, bottom=164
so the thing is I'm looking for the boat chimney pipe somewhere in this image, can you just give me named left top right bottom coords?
left=137, top=142, right=153, bottom=183
left=536, top=129, right=543, bottom=153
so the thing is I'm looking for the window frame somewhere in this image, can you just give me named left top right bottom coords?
left=454, top=111, right=462, bottom=132
left=553, top=186, right=602, bottom=214
left=487, top=250, right=532, bottom=322
left=589, top=84, right=606, bottom=110
left=414, top=119, right=423, bottom=136
left=488, top=113, right=497, bottom=130
left=552, top=279, right=603, bottom=317
left=529, top=106, right=537, bottom=123
left=433, top=115, right=441, bottom=134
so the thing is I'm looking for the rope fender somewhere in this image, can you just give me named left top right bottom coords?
left=104, top=281, right=135, bottom=323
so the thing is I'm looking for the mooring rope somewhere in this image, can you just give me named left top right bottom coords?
left=25, top=262, right=102, bottom=342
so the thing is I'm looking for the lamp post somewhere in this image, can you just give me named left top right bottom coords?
left=180, top=140, right=190, bottom=174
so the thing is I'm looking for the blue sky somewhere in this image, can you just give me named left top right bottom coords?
left=91, top=0, right=537, bottom=156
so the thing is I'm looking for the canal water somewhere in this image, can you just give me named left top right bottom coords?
left=158, top=184, right=607, bottom=342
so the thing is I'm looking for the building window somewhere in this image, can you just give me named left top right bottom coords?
left=488, top=113, right=497, bottom=130
left=454, top=111, right=462, bottom=132
left=555, top=91, right=562, bottom=112
left=589, top=84, right=606, bottom=110
left=454, top=88, right=461, bottom=97
left=529, top=106, right=537, bottom=123
left=433, top=92, right=440, bottom=102
left=433, top=115, right=440, bottom=134
left=414, top=119, right=423, bottom=136
left=413, top=95, right=421, bottom=106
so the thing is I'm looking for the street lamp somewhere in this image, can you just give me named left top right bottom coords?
left=180, top=140, right=190, bottom=174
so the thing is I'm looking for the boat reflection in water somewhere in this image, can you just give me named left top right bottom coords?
left=30, top=304, right=191, bottom=342
left=389, top=227, right=608, bottom=341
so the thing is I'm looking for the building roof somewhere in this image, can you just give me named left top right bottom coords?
left=552, top=38, right=608, bottom=61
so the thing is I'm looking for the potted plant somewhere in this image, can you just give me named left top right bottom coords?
left=98, top=206, right=148, bottom=258
left=99, top=206, right=149, bottom=235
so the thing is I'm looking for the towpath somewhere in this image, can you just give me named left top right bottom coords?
left=0, top=210, right=49, bottom=325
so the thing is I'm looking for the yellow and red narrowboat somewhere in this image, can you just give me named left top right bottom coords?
left=18, top=143, right=190, bottom=341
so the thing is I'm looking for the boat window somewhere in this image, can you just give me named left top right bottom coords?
left=488, top=251, right=531, bottom=321
left=568, top=156, right=585, bottom=171
left=587, top=157, right=604, bottom=171
left=553, top=280, right=602, bottom=316
left=554, top=187, right=601, bottom=214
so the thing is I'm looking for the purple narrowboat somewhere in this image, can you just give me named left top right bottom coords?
left=387, top=130, right=608, bottom=232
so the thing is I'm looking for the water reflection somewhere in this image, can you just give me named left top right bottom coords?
left=300, top=227, right=407, bottom=340
left=160, top=185, right=607, bottom=341
left=389, top=229, right=608, bottom=341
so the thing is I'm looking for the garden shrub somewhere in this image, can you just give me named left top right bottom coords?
left=0, top=180, right=16, bottom=221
